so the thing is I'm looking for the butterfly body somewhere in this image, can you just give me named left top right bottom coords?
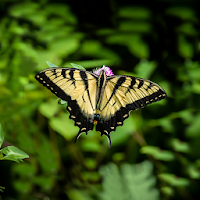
left=35, top=66, right=167, bottom=147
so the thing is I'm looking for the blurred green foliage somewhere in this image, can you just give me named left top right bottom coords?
left=0, top=123, right=29, bottom=198
left=99, top=160, right=160, bottom=200
left=0, top=0, right=200, bottom=200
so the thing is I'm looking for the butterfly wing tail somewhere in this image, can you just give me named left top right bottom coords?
left=74, top=121, right=94, bottom=143
left=96, top=107, right=130, bottom=148
left=105, top=133, right=111, bottom=149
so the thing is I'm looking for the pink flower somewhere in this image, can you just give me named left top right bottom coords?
left=94, top=65, right=114, bottom=76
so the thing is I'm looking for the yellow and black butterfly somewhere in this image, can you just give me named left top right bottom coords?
left=35, top=65, right=166, bottom=148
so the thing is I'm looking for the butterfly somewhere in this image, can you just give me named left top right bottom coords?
left=35, top=65, right=167, bottom=148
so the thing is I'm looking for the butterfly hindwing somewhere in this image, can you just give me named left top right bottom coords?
left=35, top=68, right=98, bottom=137
left=96, top=75, right=167, bottom=137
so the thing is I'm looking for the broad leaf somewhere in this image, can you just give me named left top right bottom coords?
left=46, top=61, right=58, bottom=68
left=1, top=146, right=29, bottom=163
left=99, top=160, right=160, bottom=200
left=70, top=63, right=85, bottom=70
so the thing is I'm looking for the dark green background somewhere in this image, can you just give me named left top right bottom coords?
left=0, top=0, right=200, bottom=199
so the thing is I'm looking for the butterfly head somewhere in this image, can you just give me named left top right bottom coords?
left=93, top=113, right=100, bottom=124
left=94, top=65, right=114, bottom=76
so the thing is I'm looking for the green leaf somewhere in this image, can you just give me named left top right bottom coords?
left=25, top=13, right=46, bottom=26
left=1, top=146, right=29, bottom=163
left=134, top=59, right=157, bottom=79
left=0, top=123, right=4, bottom=148
left=36, top=134, right=59, bottom=174
left=83, top=158, right=97, bottom=170
left=58, top=99, right=67, bottom=105
left=127, top=35, right=149, bottom=58
left=119, top=21, right=151, bottom=33
left=166, top=7, right=195, bottom=20
left=49, top=37, right=79, bottom=56
left=70, top=63, right=86, bottom=70
left=186, top=164, right=200, bottom=179
left=119, top=7, right=151, bottom=19
left=140, top=146, right=175, bottom=161
left=112, top=152, right=125, bottom=162
left=177, top=23, right=197, bottom=36
left=158, top=117, right=174, bottom=133
left=186, top=62, right=200, bottom=82
left=186, top=113, right=200, bottom=137
left=0, top=186, right=5, bottom=197
left=160, top=186, right=174, bottom=196
left=9, top=2, right=39, bottom=17
left=158, top=173, right=190, bottom=187
left=81, top=171, right=100, bottom=182
left=81, top=139, right=102, bottom=152
left=0, top=186, right=5, bottom=190
left=13, top=180, right=31, bottom=194
left=99, top=160, right=160, bottom=200
left=39, top=99, right=60, bottom=119
left=67, top=189, right=93, bottom=200
left=170, top=138, right=190, bottom=153
left=50, top=113, right=78, bottom=140
left=80, top=40, right=120, bottom=62
left=32, top=176, right=54, bottom=191
left=12, top=162, right=36, bottom=178
left=107, top=34, right=149, bottom=58
left=46, top=61, right=58, bottom=68
left=178, top=35, right=193, bottom=58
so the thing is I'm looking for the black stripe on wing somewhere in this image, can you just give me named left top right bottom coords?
left=126, top=79, right=167, bottom=110
left=101, top=77, right=126, bottom=111
left=35, top=68, right=73, bottom=101
left=79, top=71, right=95, bottom=111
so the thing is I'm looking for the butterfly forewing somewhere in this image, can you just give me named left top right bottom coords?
left=35, top=68, right=98, bottom=136
left=108, top=75, right=166, bottom=109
